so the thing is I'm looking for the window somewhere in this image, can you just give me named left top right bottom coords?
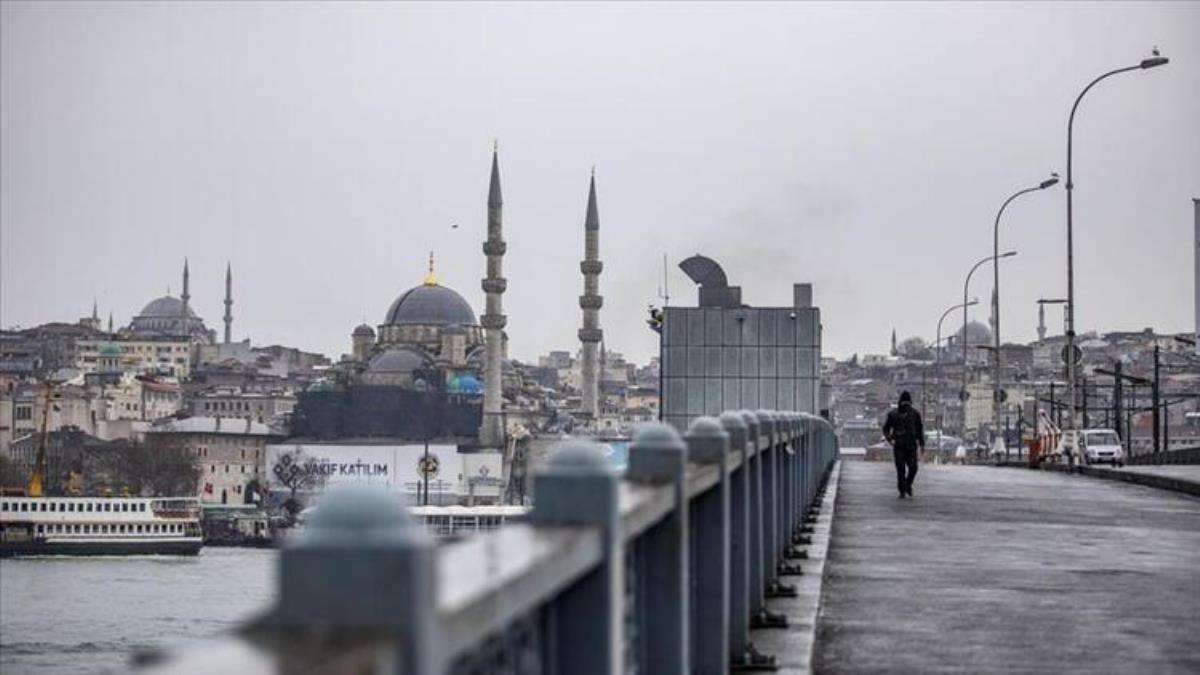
left=67, top=503, right=75, bottom=512
left=139, top=503, right=146, bottom=512
left=20, top=503, right=27, bottom=512
left=40, top=502, right=47, bottom=512
left=49, top=502, right=56, bottom=512
left=37, top=524, right=44, bottom=534
left=103, top=503, right=111, bottom=512
left=86, top=503, right=93, bottom=512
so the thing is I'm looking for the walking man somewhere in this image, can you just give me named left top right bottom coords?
left=883, top=390, right=925, bottom=498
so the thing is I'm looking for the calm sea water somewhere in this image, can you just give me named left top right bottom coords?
left=0, top=548, right=277, bottom=674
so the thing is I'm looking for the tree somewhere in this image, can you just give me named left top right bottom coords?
left=96, top=438, right=201, bottom=497
left=269, top=446, right=328, bottom=518
left=898, top=337, right=932, bottom=360
left=0, top=454, right=28, bottom=491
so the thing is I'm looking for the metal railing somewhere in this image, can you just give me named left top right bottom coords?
left=1127, top=445, right=1200, bottom=465
left=144, top=409, right=838, bottom=674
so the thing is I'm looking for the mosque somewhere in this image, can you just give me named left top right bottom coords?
left=121, top=259, right=232, bottom=345
left=345, top=254, right=491, bottom=395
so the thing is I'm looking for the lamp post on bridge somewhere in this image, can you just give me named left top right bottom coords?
left=937, top=298, right=978, bottom=455
left=963, top=251, right=1016, bottom=439
left=991, top=175, right=1059, bottom=454
left=1062, top=50, right=1168, bottom=464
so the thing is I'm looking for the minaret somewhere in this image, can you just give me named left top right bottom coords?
left=92, top=300, right=98, bottom=322
left=1037, top=302, right=1047, bottom=342
left=107, top=312, right=113, bottom=334
left=223, top=262, right=233, bottom=344
left=890, top=327, right=897, bottom=356
left=479, top=146, right=507, bottom=448
left=181, top=258, right=191, bottom=323
left=579, top=169, right=603, bottom=420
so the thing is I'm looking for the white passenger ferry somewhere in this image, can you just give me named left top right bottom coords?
left=0, top=496, right=203, bottom=557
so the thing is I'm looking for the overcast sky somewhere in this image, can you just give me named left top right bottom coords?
left=2, top=2, right=1197, bottom=364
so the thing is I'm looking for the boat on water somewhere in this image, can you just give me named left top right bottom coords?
left=0, top=496, right=203, bottom=557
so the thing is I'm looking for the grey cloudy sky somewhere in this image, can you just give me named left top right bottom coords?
left=2, top=1, right=1197, bottom=364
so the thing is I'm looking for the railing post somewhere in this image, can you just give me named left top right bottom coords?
left=271, top=485, right=441, bottom=673
left=741, top=410, right=787, bottom=631
left=627, top=423, right=689, bottom=675
left=755, top=411, right=778, bottom=590
left=779, top=413, right=805, bottom=575
left=720, top=412, right=772, bottom=669
left=531, top=440, right=622, bottom=675
left=685, top=417, right=730, bottom=674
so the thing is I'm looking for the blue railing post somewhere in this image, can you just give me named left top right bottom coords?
left=741, top=410, right=787, bottom=631
left=531, top=440, right=622, bottom=675
left=720, top=412, right=772, bottom=669
left=627, top=423, right=690, bottom=675
left=779, top=413, right=805, bottom=576
left=272, top=485, right=442, bottom=673
left=684, top=417, right=730, bottom=674
left=755, top=411, right=778, bottom=592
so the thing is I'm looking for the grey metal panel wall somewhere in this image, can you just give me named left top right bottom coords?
left=661, top=305, right=822, bottom=430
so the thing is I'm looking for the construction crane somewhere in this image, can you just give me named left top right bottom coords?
left=27, top=379, right=54, bottom=498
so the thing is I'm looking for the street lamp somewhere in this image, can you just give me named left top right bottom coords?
left=936, top=298, right=978, bottom=454
left=992, top=174, right=1058, bottom=452
left=963, top=250, right=1016, bottom=437
left=1063, top=50, right=1168, bottom=463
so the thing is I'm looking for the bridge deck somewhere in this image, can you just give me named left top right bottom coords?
left=813, top=462, right=1200, bottom=674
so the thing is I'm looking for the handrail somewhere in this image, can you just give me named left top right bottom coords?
left=141, top=409, right=839, bottom=674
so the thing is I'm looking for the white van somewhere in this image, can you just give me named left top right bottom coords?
left=1080, top=429, right=1125, bottom=467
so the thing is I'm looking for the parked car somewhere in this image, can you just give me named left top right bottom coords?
left=1080, top=429, right=1124, bottom=467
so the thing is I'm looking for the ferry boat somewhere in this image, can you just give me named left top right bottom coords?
left=0, top=496, right=203, bottom=557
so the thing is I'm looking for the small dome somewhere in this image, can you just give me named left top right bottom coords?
left=352, top=323, right=376, bottom=337
left=366, top=348, right=429, bottom=375
left=383, top=284, right=477, bottom=327
left=138, top=296, right=195, bottom=319
left=449, top=374, right=482, bottom=394
left=98, top=343, right=122, bottom=357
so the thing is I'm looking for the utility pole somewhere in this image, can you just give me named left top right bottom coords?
left=1152, top=345, right=1161, bottom=453
left=1113, top=361, right=1123, bottom=442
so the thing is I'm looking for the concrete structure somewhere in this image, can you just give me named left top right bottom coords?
left=187, top=388, right=296, bottom=423
left=75, top=338, right=194, bottom=378
left=578, top=172, right=603, bottom=421
left=479, top=148, right=507, bottom=448
left=662, top=256, right=822, bottom=431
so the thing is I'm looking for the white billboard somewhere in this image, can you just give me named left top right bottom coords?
left=265, top=444, right=502, bottom=500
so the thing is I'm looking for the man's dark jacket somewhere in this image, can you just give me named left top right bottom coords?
left=883, top=402, right=925, bottom=451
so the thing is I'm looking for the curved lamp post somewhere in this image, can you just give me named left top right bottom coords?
left=963, top=251, right=1016, bottom=437
left=1063, top=51, right=1168, bottom=462
left=937, top=298, right=978, bottom=454
left=992, top=174, right=1058, bottom=450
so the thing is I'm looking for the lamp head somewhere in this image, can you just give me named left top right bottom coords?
left=1000, top=250, right=1018, bottom=259
left=1039, top=174, right=1060, bottom=189
left=1140, top=56, right=1168, bottom=69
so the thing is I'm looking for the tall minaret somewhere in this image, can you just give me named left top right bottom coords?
left=107, top=311, right=113, bottom=334
left=479, top=146, right=507, bottom=448
left=92, top=300, right=99, bottom=323
left=890, top=327, right=898, bottom=356
left=181, top=258, right=191, bottom=321
left=1037, top=301, right=1047, bottom=342
left=579, top=169, right=603, bottom=420
left=223, top=262, right=233, bottom=344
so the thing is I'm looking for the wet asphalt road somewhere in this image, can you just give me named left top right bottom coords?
left=813, top=462, right=1200, bottom=674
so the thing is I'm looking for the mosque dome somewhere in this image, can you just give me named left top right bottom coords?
left=956, top=320, right=993, bottom=346
left=353, top=323, right=376, bottom=337
left=366, top=348, right=428, bottom=376
left=383, top=283, right=477, bottom=327
left=138, top=296, right=195, bottom=319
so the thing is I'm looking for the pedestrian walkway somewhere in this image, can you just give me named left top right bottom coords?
left=1123, top=464, right=1200, bottom=483
left=813, top=462, right=1200, bottom=674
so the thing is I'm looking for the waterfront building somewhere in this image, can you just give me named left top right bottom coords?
left=145, top=416, right=282, bottom=505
